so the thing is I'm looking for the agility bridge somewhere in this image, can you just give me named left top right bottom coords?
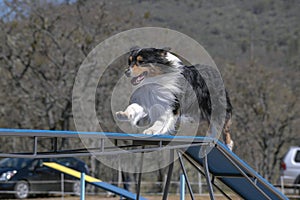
left=0, top=128, right=287, bottom=200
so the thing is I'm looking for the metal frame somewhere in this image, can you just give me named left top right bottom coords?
left=0, top=128, right=287, bottom=200
left=177, top=151, right=195, bottom=200
left=136, top=147, right=144, bottom=200
left=203, top=148, right=215, bottom=200
left=0, top=129, right=212, bottom=200
left=162, top=149, right=174, bottom=200
left=181, top=152, right=233, bottom=200
left=216, top=145, right=273, bottom=200
left=0, top=129, right=210, bottom=158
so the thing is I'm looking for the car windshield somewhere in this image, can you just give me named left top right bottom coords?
left=55, top=158, right=77, bottom=167
left=0, top=158, right=32, bottom=169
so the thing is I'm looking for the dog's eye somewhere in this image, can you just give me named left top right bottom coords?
left=138, top=60, right=145, bottom=64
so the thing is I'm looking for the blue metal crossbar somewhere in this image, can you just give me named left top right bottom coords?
left=0, top=128, right=205, bottom=142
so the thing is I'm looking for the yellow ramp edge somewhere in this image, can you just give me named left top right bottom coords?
left=43, top=162, right=101, bottom=183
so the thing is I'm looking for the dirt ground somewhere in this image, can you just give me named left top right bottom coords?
left=1, top=194, right=241, bottom=200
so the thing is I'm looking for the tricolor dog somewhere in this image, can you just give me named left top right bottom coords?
left=116, top=47, right=234, bottom=150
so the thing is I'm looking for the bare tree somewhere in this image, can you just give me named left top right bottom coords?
left=224, top=64, right=299, bottom=182
left=0, top=1, right=147, bottom=191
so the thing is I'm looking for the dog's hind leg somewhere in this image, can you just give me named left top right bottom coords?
left=208, top=119, right=234, bottom=151
left=116, top=103, right=147, bottom=126
left=143, top=109, right=179, bottom=135
left=223, top=118, right=234, bottom=151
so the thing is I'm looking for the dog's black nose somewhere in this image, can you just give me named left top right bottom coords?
left=125, top=68, right=131, bottom=77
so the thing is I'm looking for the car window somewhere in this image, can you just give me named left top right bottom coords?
left=295, top=150, right=300, bottom=163
left=28, top=159, right=39, bottom=170
left=0, top=158, right=32, bottom=168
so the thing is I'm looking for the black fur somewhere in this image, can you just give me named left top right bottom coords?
left=181, top=65, right=232, bottom=124
left=128, top=48, right=172, bottom=66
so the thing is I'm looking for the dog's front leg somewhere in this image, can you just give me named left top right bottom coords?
left=143, top=110, right=178, bottom=135
left=116, top=103, right=147, bottom=126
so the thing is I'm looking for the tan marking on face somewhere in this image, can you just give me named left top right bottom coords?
left=137, top=55, right=143, bottom=62
left=160, top=51, right=167, bottom=56
left=129, top=56, right=133, bottom=62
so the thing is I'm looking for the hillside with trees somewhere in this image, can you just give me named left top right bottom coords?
left=0, top=0, right=299, bottom=189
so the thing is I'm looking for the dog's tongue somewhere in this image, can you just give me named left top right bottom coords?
left=131, top=71, right=147, bottom=85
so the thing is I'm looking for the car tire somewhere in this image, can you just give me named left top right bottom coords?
left=14, top=181, right=30, bottom=199
left=72, top=180, right=81, bottom=196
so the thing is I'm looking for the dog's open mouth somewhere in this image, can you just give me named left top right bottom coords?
left=131, top=71, right=148, bottom=85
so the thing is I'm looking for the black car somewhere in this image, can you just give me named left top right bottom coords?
left=0, top=157, right=89, bottom=199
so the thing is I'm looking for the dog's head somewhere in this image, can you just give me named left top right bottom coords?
left=125, top=47, right=182, bottom=85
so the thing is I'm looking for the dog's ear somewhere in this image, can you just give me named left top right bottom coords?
left=130, top=46, right=140, bottom=52
left=159, top=48, right=170, bottom=57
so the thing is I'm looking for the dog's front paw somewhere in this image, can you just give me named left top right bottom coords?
left=143, top=128, right=156, bottom=135
left=143, top=125, right=166, bottom=135
left=115, top=111, right=129, bottom=121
